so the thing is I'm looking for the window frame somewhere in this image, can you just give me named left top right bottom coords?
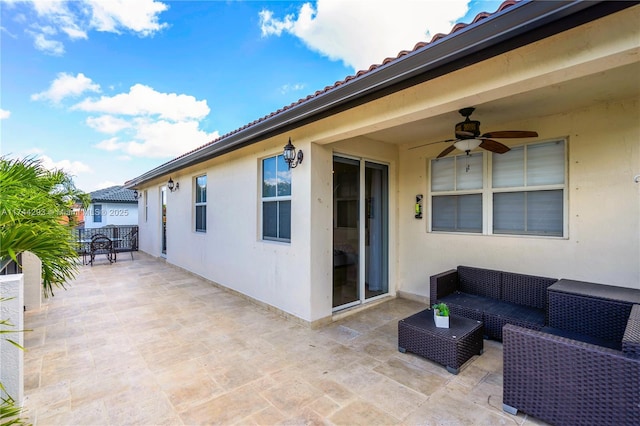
left=428, top=139, right=568, bottom=238
left=261, top=154, right=291, bottom=243
left=93, top=203, right=103, bottom=223
left=194, top=174, right=207, bottom=233
left=144, top=190, right=148, bottom=222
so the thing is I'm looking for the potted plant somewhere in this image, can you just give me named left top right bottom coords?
left=432, top=302, right=450, bottom=328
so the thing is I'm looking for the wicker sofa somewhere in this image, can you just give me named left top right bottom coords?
left=503, top=280, right=640, bottom=425
left=430, top=266, right=557, bottom=340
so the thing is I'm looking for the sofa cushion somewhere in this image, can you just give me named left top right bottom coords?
left=458, top=266, right=502, bottom=299
left=488, top=300, right=545, bottom=326
left=502, top=272, right=556, bottom=309
left=440, top=291, right=494, bottom=321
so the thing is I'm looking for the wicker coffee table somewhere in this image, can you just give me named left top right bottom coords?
left=398, top=309, right=483, bottom=374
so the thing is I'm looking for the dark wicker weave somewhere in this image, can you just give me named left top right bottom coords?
left=548, top=279, right=640, bottom=344
left=504, top=280, right=640, bottom=425
left=623, top=305, right=640, bottom=359
left=398, top=309, right=483, bottom=374
left=503, top=324, right=640, bottom=426
left=430, top=266, right=556, bottom=340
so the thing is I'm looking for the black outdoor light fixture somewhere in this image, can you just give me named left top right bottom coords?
left=167, top=177, right=179, bottom=192
left=283, top=138, right=303, bottom=169
left=133, top=189, right=141, bottom=199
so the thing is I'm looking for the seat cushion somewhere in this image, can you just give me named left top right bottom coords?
left=440, top=292, right=494, bottom=322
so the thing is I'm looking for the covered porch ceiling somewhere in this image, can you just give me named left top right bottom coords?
left=359, top=61, right=639, bottom=148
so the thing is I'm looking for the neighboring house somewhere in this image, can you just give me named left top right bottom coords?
left=127, top=1, right=640, bottom=327
left=84, top=186, right=138, bottom=229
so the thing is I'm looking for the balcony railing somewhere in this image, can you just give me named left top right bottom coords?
left=74, top=225, right=139, bottom=255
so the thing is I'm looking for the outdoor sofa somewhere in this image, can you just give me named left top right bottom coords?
left=430, top=266, right=557, bottom=340
left=502, top=280, right=640, bottom=425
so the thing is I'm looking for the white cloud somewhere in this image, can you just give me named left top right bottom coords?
left=76, top=84, right=217, bottom=158
left=31, top=31, right=65, bottom=55
left=32, top=72, right=101, bottom=103
left=0, top=109, right=10, bottom=119
left=260, top=0, right=470, bottom=71
left=39, top=154, right=92, bottom=176
left=94, top=118, right=219, bottom=158
left=280, top=83, right=306, bottom=95
left=14, top=0, right=168, bottom=55
left=86, top=115, right=131, bottom=134
left=87, top=0, right=169, bottom=36
left=74, top=84, right=210, bottom=121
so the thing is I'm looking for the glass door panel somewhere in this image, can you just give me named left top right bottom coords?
left=161, top=186, right=167, bottom=255
left=365, top=162, right=388, bottom=299
left=333, top=157, right=360, bottom=308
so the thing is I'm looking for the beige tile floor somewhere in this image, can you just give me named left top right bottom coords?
left=22, top=253, right=547, bottom=425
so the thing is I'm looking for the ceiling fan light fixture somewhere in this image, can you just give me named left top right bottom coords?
left=454, top=139, right=482, bottom=153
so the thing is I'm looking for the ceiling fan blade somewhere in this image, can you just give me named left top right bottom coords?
left=436, top=144, right=456, bottom=158
left=481, top=130, right=538, bottom=138
left=455, top=130, right=475, bottom=139
left=408, top=139, right=456, bottom=150
left=479, top=139, right=510, bottom=154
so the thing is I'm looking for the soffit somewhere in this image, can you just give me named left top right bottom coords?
left=362, top=61, right=640, bottom=147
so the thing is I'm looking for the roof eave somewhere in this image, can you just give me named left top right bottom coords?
left=126, top=0, right=624, bottom=189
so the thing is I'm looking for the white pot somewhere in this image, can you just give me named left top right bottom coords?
left=434, top=310, right=450, bottom=328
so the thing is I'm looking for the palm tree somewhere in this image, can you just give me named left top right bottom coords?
left=0, top=156, right=89, bottom=296
left=0, top=156, right=89, bottom=425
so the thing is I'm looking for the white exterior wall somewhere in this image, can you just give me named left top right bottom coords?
left=139, top=140, right=315, bottom=321
left=398, top=98, right=640, bottom=299
left=84, top=202, right=138, bottom=228
left=0, top=274, right=24, bottom=405
left=137, top=188, right=163, bottom=257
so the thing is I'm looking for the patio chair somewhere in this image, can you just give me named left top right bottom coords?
left=89, top=235, right=115, bottom=266
left=114, top=228, right=138, bottom=260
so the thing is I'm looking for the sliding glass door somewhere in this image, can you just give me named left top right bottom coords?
left=333, top=156, right=388, bottom=310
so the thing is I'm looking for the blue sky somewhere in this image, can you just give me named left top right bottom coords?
left=1, top=0, right=503, bottom=191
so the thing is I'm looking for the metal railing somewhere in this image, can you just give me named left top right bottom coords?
left=0, top=253, right=22, bottom=275
left=74, top=225, right=139, bottom=255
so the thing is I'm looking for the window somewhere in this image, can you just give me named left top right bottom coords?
left=93, top=204, right=102, bottom=223
left=144, top=190, right=148, bottom=222
left=195, top=175, right=207, bottom=232
left=262, top=155, right=291, bottom=242
left=430, top=140, right=566, bottom=237
left=431, top=153, right=483, bottom=233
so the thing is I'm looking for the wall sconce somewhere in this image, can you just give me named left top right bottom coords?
left=283, top=138, right=303, bottom=169
left=133, top=189, right=142, bottom=200
left=167, top=177, right=179, bottom=192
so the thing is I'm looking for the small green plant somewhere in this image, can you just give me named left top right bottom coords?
left=432, top=302, right=449, bottom=317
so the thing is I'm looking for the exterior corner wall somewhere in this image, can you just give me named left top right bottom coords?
left=22, top=251, right=42, bottom=311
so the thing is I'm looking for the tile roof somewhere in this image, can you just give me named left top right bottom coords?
left=138, top=0, right=519, bottom=176
left=90, top=185, right=137, bottom=203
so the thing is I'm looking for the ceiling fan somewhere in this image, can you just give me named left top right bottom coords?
left=411, top=107, right=538, bottom=158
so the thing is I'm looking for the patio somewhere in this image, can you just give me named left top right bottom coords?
left=22, top=253, right=546, bottom=425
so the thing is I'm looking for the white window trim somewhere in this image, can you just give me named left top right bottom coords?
left=260, top=154, right=291, bottom=243
left=428, top=138, right=568, bottom=238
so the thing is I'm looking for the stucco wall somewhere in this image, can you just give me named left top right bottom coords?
left=139, top=139, right=314, bottom=321
left=84, top=202, right=138, bottom=228
left=398, top=98, right=640, bottom=299
left=0, top=274, right=24, bottom=405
